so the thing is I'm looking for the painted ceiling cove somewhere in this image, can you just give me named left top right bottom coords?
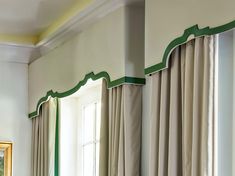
left=0, top=0, right=143, bottom=63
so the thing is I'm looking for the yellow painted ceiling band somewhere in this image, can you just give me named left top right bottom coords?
left=0, top=0, right=93, bottom=45
left=39, top=0, right=93, bottom=41
left=0, top=34, right=38, bottom=45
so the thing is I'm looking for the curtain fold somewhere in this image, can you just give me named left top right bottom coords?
left=100, top=80, right=142, bottom=176
left=148, top=36, right=216, bottom=176
left=32, top=98, right=59, bottom=176
left=99, top=79, right=109, bottom=176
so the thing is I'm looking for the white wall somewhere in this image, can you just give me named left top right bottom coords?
left=0, top=61, right=31, bottom=176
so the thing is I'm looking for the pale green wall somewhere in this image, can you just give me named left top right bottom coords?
left=0, top=62, right=31, bottom=176
left=29, top=5, right=145, bottom=114
left=124, top=5, right=145, bottom=77
left=145, top=0, right=235, bottom=69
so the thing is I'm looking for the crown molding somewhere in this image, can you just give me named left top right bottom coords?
left=0, top=0, right=143, bottom=64
left=35, top=0, right=143, bottom=62
left=0, top=43, right=39, bottom=64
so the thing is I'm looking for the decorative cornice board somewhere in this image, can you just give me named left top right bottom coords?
left=145, top=0, right=235, bottom=73
left=29, top=71, right=145, bottom=118
left=145, top=20, right=235, bottom=75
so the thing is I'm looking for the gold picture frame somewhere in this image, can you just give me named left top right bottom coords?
left=0, top=142, right=12, bottom=176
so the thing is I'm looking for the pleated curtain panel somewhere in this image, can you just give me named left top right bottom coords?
left=31, top=98, right=59, bottom=176
left=148, top=36, right=216, bottom=176
left=30, top=36, right=216, bottom=176
left=99, top=80, right=142, bottom=176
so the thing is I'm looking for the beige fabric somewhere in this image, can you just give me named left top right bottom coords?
left=100, top=81, right=142, bottom=176
left=149, top=36, right=216, bottom=176
left=32, top=98, right=58, bottom=176
left=99, top=79, right=109, bottom=176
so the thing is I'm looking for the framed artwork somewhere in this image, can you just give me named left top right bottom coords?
left=0, top=142, right=12, bottom=176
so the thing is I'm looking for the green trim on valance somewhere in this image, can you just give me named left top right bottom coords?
left=29, top=71, right=145, bottom=119
left=145, top=20, right=235, bottom=75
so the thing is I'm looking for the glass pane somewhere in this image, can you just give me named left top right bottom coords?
left=83, top=144, right=94, bottom=176
left=96, top=143, right=100, bottom=176
left=83, top=104, right=95, bottom=144
left=0, top=150, right=4, bottom=176
left=96, top=102, right=101, bottom=140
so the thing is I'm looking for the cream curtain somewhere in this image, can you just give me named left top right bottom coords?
left=100, top=80, right=142, bottom=176
left=99, top=79, right=109, bottom=176
left=148, top=36, right=216, bottom=176
left=32, top=98, right=59, bottom=176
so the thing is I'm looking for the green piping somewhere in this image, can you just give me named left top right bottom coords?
left=145, top=20, right=235, bottom=75
left=54, top=98, right=59, bottom=176
left=29, top=71, right=145, bottom=118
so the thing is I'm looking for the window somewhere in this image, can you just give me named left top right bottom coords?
left=82, top=102, right=101, bottom=176
left=60, top=79, right=102, bottom=176
left=217, top=30, right=235, bottom=176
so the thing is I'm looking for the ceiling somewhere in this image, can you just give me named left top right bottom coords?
left=0, top=0, right=143, bottom=63
left=0, top=0, right=92, bottom=44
